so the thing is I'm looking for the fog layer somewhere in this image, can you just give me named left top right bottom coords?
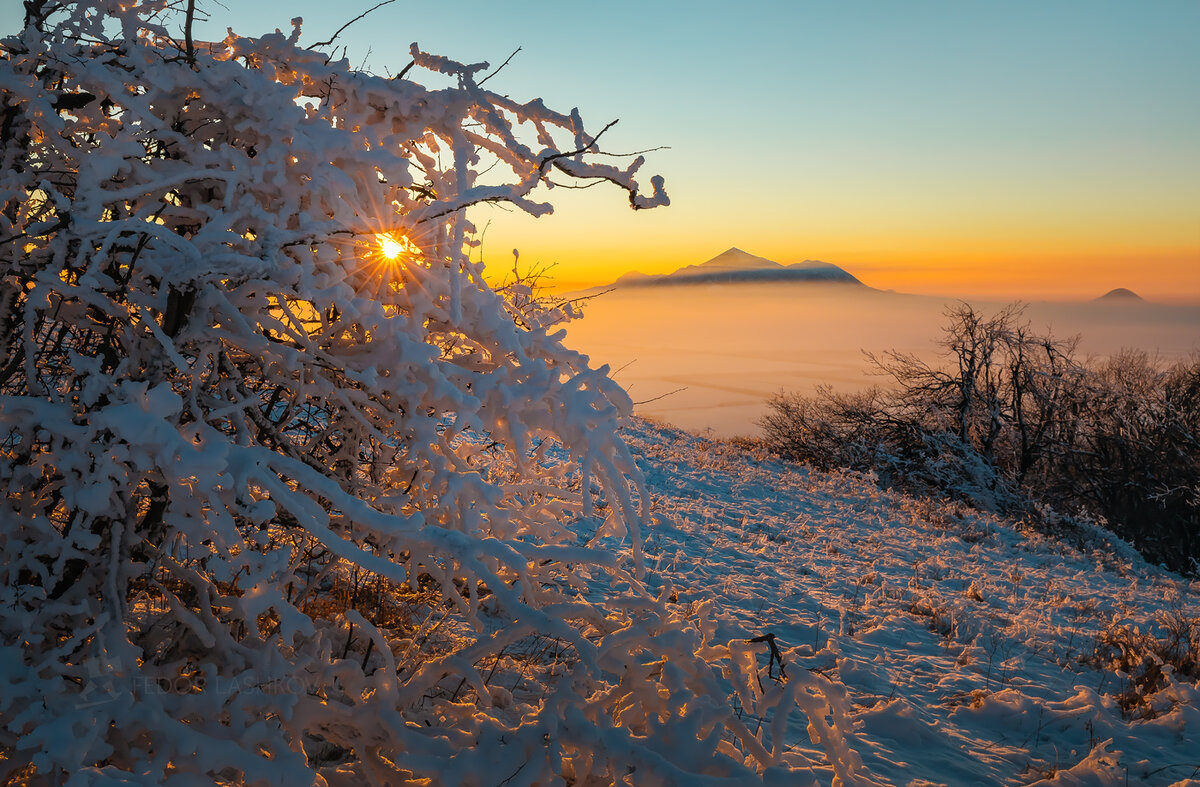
left=562, top=284, right=1200, bottom=436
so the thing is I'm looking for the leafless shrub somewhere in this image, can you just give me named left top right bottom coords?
left=760, top=302, right=1200, bottom=574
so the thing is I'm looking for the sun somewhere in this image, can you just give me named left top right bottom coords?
left=374, top=232, right=423, bottom=266
left=378, top=234, right=406, bottom=261
left=348, top=232, right=426, bottom=298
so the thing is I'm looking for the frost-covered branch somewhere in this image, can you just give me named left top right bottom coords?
left=0, top=3, right=853, bottom=783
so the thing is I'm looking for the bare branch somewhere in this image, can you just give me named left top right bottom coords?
left=477, top=46, right=521, bottom=87
left=558, top=287, right=615, bottom=305
left=537, top=119, right=619, bottom=173
left=634, top=386, right=686, bottom=406
left=308, top=0, right=398, bottom=50
left=184, top=0, right=195, bottom=64
left=592, top=145, right=672, bottom=158
left=546, top=179, right=606, bottom=190
left=394, top=59, right=416, bottom=80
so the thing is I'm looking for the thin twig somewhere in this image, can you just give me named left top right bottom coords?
left=611, top=358, right=636, bottom=377
left=749, top=632, right=788, bottom=681
left=495, top=759, right=528, bottom=787
left=546, top=179, right=607, bottom=190
left=357, top=46, right=373, bottom=71
left=634, top=386, right=686, bottom=406
left=592, top=145, right=672, bottom=157
left=308, top=0, right=398, bottom=49
left=1142, top=763, right=1200, bottom=779
left=360, top=636, right=375, bottom=671
left=557, top=287, right=615, bottom=305
left=477, top=46, right=521, bottom=87
left=537, top=118, right=619, bottom=173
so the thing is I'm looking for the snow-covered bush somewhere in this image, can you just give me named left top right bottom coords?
left=0, top=2, right=870, bottom=783
left=760, top=303, right=1200, bottom=574
left=1088, top=609, right=1200, bottom=719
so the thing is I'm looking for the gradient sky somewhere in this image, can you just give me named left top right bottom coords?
left=5, top=2, right=1198, bottom=301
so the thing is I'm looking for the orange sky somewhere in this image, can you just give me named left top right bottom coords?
left=470, top=182, right=1200, bottom=303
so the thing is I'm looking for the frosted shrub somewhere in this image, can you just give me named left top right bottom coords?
left=761, top=303, right=1200, bottom=574
left=0, top=2, right=865, bottom=783
left=1089, top=610, right=1200, bottom=719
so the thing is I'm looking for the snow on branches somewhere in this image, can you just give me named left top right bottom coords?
left=0, top=2, right=862, bottom=784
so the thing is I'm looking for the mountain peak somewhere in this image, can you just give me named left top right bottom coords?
left=1095, top=287, right=1144, bottom=302
left=685, top=248, right=784, bottom=274
left=597, top=247, right=865, bottom=289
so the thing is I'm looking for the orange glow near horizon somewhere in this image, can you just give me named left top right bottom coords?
left=506, top=242, right=1200, bottom=304
left=465, top=198, right=1200, bottom=304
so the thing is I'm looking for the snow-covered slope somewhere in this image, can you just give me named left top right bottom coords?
left=623, top=418, right=1200, bottom=785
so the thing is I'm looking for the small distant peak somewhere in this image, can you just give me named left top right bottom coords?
left=692, top=247, right=781, bottom=271
left=612, top=270, right=661, bottom=287
left=1095, top=287, right=1144, bottom=302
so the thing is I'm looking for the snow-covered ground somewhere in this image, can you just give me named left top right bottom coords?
left=623, top=417, right=1200, bottom=785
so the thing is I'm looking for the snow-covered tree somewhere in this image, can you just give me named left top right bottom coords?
left=0, top=2, right=870, bottom=783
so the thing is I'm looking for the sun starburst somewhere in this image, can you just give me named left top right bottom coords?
left=377, top=232, right=418, bottom=263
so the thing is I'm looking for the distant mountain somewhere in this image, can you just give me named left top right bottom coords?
left=1095, top=288, right=1144, bottom=302
left=669, top=247, right=783, bottom=277
left=612, top=270, right=657, bottom=286
left=605, top=247, right=864, bottom=288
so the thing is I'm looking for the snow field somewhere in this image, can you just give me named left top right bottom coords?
left=624, top=419, right=1200, bottom=786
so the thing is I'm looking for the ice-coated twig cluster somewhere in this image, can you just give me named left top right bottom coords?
left=0, top=2, right=861, bottom=783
